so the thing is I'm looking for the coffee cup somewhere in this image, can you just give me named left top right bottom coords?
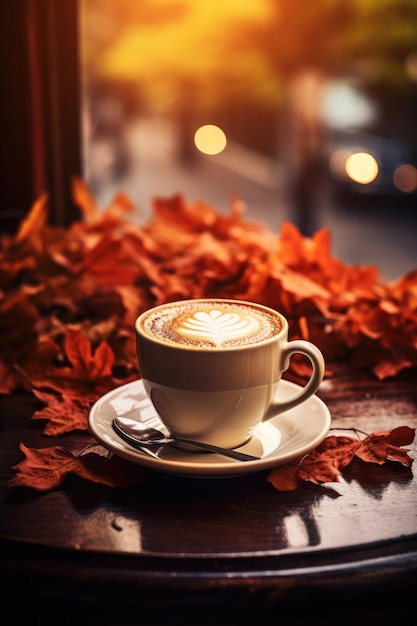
left=135, top=298, right=325, bottom=450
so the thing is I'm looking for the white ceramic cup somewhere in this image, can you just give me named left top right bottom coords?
left=135, top=298, right=325, bottom=449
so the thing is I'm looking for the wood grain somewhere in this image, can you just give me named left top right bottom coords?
left=1, top=363, right=416, bottom=621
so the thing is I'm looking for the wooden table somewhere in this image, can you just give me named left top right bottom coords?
left=1, top=364, right=416, bottom=624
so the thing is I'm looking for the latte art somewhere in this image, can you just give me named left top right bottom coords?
left=179, top=309, right=260, bottom=346
left=141, top=300, right=281, bottom=349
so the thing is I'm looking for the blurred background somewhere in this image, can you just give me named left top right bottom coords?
left=79, top=0, right=417, bottom=280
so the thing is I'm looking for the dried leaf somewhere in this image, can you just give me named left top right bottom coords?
left=0, top=360, right=21, bottom=395
left=355, top=426, right=415, bottom=467
left=29, top=327, right=116, bottom=392
left=299, top=456, right=342, bottom=484
left=13, top=193, right=49, bottom=248
left=2, top=185, right=417, bottom=492
left=385, top=425, right=415, bottom=447
left=31, top=389, right=93, bottom=435
left=267, top=461, right=303, bottom=492
left=9, top=442, right=147, bottom=491
left=64, top=327, right=114, bottom=379
left=354, top=434, right=390, bottom=465
left=268, top=428, right=415, bottom=492
left=23, top=329, right=120, bottom=434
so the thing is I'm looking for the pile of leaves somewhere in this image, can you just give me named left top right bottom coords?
left=1, top=178, right=416, bottom=492
left=268, top=426, right=415, bottom=491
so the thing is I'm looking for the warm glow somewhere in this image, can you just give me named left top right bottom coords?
left=393, top=164, right=417, bottom=193
left=194, top=125, right=227, bottom=155
left=329, top=149, right=351, bottom=178
left=345, top=152, right=379, bottom=184
left=405, top=51, right=417, bottom=82
left=96, top=0, right=275, bottom=111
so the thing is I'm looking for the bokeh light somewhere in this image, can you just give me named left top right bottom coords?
left=345, top=152, right=379, bottom=185
left=194, top=125, right=227, bottom=155
left=405, top=51, right=417, bottom=82
left=393, top=163, right=417, bottom=193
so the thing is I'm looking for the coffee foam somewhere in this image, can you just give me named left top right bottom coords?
left=141, top=301, right=281, bottom=349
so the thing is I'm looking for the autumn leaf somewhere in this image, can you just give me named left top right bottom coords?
left=22, top=328, right=119, bottom=434
left=311, top=434, right=362, bottom=468
left=29, top=327, right=115, bottom=393
left=266, top=461, right=303, bottom=491
left=71, top=176, right=135, bottom=224
left=30, top=389, right=94, bottom=435
left=384, top=425, right=416, bottom=447
left=13, top=192, right=49, bottom=250
left=80, top=237, right=141, bottom=286
left=9, top=442, right=147, bottom=491
left=3, top=186, right=417, bottom=382
left=0, top=291, right=59, bottom=393
left=64, top=327, right=113, bottom=377
left=299, top=456, right=343, bottom=484
left=356, top=426, right=415, bottom=467
left=0, top=360, right=22, bottom=395
left=0, top=291, right=39, bottom=360
left=71, top=176, right=101, bottom=223
left=268, top=436, right=359, bottom=491
left=354, top=434, right=390, bottom=465
left=267, top=428, right=415, bottom=492
left=9, top=426, right=414, bottom=494
left=279, top=267, right=331, bottom=302
left=2, top=185, right=417, bottom=493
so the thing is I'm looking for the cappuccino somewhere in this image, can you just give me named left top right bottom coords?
left=140, top=299, right=282, bottom=349
left=135, top=298, right=325, bottom=448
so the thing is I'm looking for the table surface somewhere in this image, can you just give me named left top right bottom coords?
left=1, top=363, right=416, bottom=623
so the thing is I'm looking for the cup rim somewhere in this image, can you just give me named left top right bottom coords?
left=135, top=298, right=288, bottom=352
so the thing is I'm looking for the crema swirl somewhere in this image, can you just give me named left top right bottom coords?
left=140, top=300, right=281, bottom=349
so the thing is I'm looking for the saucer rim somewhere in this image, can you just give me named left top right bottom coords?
left=88, top=379, right=332, bottom=478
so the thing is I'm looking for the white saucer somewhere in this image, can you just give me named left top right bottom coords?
left=89, top=379, right=331, bottom=478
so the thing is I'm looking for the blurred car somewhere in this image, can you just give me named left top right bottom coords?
left=320, top=78, right=417, bottom=198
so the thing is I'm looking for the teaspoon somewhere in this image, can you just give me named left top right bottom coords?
left=112, top=416, right=259, bottom=462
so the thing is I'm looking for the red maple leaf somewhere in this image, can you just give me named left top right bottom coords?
left=2, top=185, right=417, bottom=494
left=9, top=442, right=147, bottom=491
left=64, top=326, right=114, bottom=379
left=268, top=427, right=415, bottom=492
left=31, top=389, right=94, bottom=435
left=25, top=328, right=119, bottom=434
left=29, top=327, right=115, bottom=393
left=355, top=426, right=415, bottom=467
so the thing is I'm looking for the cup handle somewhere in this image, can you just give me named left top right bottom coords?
left=265, top=340, right=325, bottom=419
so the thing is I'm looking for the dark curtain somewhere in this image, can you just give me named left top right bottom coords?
left=0, top=0, right=82, bottom=232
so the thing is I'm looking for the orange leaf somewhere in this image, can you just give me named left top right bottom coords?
left=26, top=331, right=118, bottom=434
left=267, top=461, right=303, bottom=492
left=372, top=358, right=414, bottom=380
left=65, top=327, right=114, bottom=379
left=0, top=360, right=23, bottom=394
left=379, top=425, right=415, bottom=447
left=9, top=442, right=147, bottom=491
left=355, top=427, right=415, bottom=467
left=13, top=192, right=48, bottom=247
left=314, top=435, right=362, bottom=469
left=71, top=176, right=100, bottom=222
left=33, top=328, right=116, bottom=395
left=299, top=456, right=342, bottom=484
left=354, top=434, right=389, bottom=465
left=2, top=184, right=417, bottom=494
left=386, top=446, right=415, bottom=467
left=31, top=389, right=93, bottom=435
left=267, top=428, right=414, bottom=492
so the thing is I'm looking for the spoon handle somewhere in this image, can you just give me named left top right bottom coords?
left=112, top=418, right=259, bottom=462
left=172, top=437, right=259, bottom=462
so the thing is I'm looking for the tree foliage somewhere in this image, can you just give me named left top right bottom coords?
left=82, top=0, right=417, bottom=112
